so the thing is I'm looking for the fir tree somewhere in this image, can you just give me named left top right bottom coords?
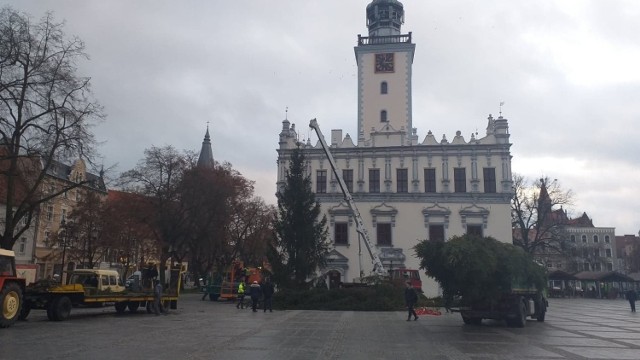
left=270, top=145, right=329, bottom=290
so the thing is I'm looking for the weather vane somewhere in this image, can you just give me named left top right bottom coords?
left=499, top=101, right=505, bottom=116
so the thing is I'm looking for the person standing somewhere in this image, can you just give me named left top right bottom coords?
left=626, top=288, right=637, bottom=312
left=404, top=281, right=419, bottom=321
left=262, top=278, right=275, bottom=313
left=153, top=280, right=166, bottom=315
left=236, top=278, right=246, bottom=309
left=249, top=280, right=262, bottom=312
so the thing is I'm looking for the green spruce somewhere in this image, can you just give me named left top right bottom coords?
left=269, top=145, right=329, bottom=290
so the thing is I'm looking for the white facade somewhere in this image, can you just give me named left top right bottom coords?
left=276, top=0, right=514, bottom=297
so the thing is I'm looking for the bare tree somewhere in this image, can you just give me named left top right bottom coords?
left=119, top=145, right=190, bottom=285
left=101, top=191, right=158, bottom=278
left=512, top=175, right=573, bottom=255
left=0, top=8, right=103, bottom=250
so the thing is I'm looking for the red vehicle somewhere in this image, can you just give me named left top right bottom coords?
left=1, top=249, right=26, bottom=328
left=390, top=268, right=422, bottom=292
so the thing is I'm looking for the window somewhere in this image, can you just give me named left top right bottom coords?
left=453, top=168, right=466, bottom=193
left=63, top=191, right=68, bottom=199
left=429, top=225, right=444, bottom=242
left=316, top=170, right=327, bottom=193
left=61, top=209, right=67, bottom=223
left=483, top=168, right=496, bottom=193
left=343, top=169, right=353, bottom=193
left=583, top=262, right=590, bottom=271
left=334, top=223, right=348, bottom=245
left=380, top=81, right=388, bottom=94
left=424, top=168, right=436, bottom=193
left=581, top=235, right=587, bottom=243
left=604, top=235, right=610, bottom=243
left=582, top=249, right=589, bottom=258
left=556, top=263, right=563, bottom=269
left=45, top=231, right=50, bottom=243
left=380, top=110, right=388, bottom=122
left=570, top=235, right=576, bottom=243
left=109, top=275, right=117, bottom=286
left=467, top=225, right=483, bottom=237
left=47, top=206, right=53, bottom=221
left=593, top=235, right=599, bottom=243
left=75, top=190, right=81, bottom=202
left=369, top=169, right=380, bottom=193
left=594, top=263, right=602, bottom=271
left=18, top=237, right=27, bottom=254
left=594, top=249, right=601, bottom=257
left=606, top=249, right=612, bottom=257
left=606, top=263, right=613, bottom=271
left=376, top=223, right=392, bottom=246
left=396, top=169, right=408, bottom=193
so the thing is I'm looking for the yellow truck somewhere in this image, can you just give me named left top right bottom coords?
left=21, top=268, right=181, bottom=321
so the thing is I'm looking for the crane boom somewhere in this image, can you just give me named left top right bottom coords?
left=309, top=119, right=386, bottom=277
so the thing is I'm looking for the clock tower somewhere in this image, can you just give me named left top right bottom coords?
left=355, top=0, right=415, bottom=146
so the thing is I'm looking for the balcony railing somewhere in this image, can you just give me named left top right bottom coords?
left=358, top=32, right=412, bottom=46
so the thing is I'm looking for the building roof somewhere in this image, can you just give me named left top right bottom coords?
left=46, top=159, right=106, bottom=193
left=548, top=270, right=578, bottom=281
left=573, top=271, right=634, bottom=282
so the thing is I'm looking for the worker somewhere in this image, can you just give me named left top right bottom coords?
left=236, top=278, right=246, bottom=309
left=262, top=278, right=275, bottom=313
left=404, top=281, right=419, bottom=321
left=153, top=279, right=166, bottom=315
left=249, top=280, right=262, bottom=312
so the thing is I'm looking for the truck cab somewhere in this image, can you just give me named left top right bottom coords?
left=389, top=269, right=422, bottom=292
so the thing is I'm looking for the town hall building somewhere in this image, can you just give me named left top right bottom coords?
left=276, top=0, right=514, bottom=296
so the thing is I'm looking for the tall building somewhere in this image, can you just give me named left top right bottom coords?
left=34, top=159, right=107, bottom=281
left=276, top=0, right=514, bottom=296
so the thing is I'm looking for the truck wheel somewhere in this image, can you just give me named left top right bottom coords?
left=461, top=314, right=482, bottom=325
left=0, top=283, right=22, bottom=328
left=127, top=301, right=140, bottom=313
left=114, top=302, right=128, bottom=314
left=19, top=299, right=31, bottom=320
left=52, top=296, right=72, bottom=321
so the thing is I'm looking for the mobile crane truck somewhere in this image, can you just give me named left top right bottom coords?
left=309, top=119, right=423, bottom=291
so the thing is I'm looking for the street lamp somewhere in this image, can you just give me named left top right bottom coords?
left=59, top=219, right=68, bottom=284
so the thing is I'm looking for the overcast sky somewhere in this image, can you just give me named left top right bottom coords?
left=7, top=1, right=640, bottom=235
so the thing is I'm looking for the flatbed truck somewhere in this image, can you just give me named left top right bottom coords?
left=453, top=286, right=547, bottom=327
left=21, top=268, right=181, bottom=322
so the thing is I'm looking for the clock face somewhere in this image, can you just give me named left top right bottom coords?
left=374, top=53, right=394, bottom=73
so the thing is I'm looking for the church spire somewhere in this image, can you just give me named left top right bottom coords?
left=197, top=125, right=215, bottom=168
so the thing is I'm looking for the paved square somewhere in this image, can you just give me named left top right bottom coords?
left=1, top=294, right=638, bottom=359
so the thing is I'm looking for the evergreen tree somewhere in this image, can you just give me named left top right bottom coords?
left=270, top=145, right=329, bottom=290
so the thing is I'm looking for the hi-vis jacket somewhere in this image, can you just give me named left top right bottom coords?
left=238, top=282, right=245, bottom=294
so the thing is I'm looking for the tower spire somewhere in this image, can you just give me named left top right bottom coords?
left=366, top=0, right=405, bottom=37
left=197, top=124, right=215, bottom=168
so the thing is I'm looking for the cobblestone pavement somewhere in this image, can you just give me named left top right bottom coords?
left=1, top=294, right=639, bottom=359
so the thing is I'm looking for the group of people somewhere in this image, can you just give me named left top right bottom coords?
left=236, top=277, right=275, bottom=312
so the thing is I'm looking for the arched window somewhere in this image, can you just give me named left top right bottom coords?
left=380, top=110, right=388, bottom=122
left=381, top=81, right=388, bottom=94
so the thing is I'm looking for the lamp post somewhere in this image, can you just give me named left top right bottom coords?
left=59, top=220, right=68, bottom=284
